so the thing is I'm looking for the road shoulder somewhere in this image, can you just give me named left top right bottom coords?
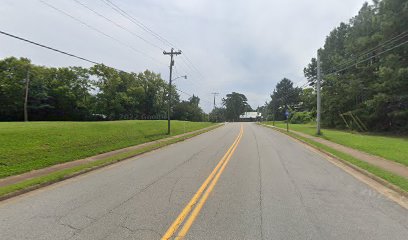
left=258, top=123, right=408, bottom=209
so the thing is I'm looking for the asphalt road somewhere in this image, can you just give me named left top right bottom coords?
left=0, top=123, right=407, bottom=240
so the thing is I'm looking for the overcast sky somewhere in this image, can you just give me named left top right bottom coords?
left=0, top=0, right=368, bottom=112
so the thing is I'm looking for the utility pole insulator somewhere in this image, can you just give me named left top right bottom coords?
left=163, top=48, right=182, bottom=135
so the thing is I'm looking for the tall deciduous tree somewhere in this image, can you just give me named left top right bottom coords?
left=222, top=92, right=251, bottom=121
left=173, top=95, right=205, bottom=122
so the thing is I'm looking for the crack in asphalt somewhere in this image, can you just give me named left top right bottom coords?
left=256, top=124, right=323, bottom=239
left=275, top=148, right=324, bottom=240
left=59, top=221, right=81, bottom=231
left=168, top=177, right=182, bottom=204
left=120, top=225, right=162, bottom=239
left=62, top=125, right=235, bottom=239
left=250, top=125, right=264, bottom=240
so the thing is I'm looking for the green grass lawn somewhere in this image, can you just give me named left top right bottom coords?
left=264, top=121, right=408, bottom=167
left=0, top=120, right=214, bottom=178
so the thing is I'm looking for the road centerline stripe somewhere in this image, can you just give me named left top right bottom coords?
left=161, top=124, right=243, bottom=240
left=175, top=125, right=243, bottom=239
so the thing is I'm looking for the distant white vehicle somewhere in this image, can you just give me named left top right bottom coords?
left=239, top=112, right=262, bottom=122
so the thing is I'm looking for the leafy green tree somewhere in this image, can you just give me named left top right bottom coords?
left=40, top=66, right=93, bottom=120
left=209, top=107, right=226, bottom=122
left=268, top=78, right=301, bottom=120
left=222, top=92, right=251, bottom=121
left=173, top=95, right=205, bottom=122
left=138, top=70, right=175, bottom=119
left=303, top=0, right=408, bottom=131
left=299, top=88, right=316, bottom=113
left=0, top=57, right=31, bottom=121
left=0, top=58, right=188, bottom=122
left=0, top=57, right=94, bottom=121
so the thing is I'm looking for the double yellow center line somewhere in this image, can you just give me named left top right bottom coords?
left=161, top=124, right=244, bottom=240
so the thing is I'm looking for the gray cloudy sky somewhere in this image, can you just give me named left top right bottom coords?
left=0, top=0, right=367, bottom=112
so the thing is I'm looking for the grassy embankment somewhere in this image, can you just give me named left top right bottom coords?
left=267, top=122, right=408, bottom=166
left=0, top=120, right=214, bottom=178
left=263, top=121, right=408, bottom=192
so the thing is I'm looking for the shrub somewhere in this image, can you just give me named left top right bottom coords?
left=290, top=111, right=313, bottom=124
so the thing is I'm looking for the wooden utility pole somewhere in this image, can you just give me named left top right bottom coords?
left=24, top=70, right=30, bottom=122
left=316, top=51, right=322, bottom=135
left=211, top=92, right=219, bottom=110
left=163, top=48, right=182, bottom=135
left=285, top=106, right=289, bottom=132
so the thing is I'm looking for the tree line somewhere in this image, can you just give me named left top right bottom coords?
left=263, top=0, right=407, bottom=132
left=0, top=57, right=206, bottom=122
left=209, top=92, right=253, bottom=122
left=258, top=78, right=315, bottom=124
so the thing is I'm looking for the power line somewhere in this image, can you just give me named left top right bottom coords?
left=100, top=0, right=176, bottom=48
left=173, top=67, right=214, bottom=110
left=0, top=29, right=212, bottom=107
left=178, top=55, right=209, bottom=89
left=175, top=88, right=212, bottom=106
left=325, top=31, right=408, bottom=74
left=0, top=30, right=99, bottom=65
left=181, top=54, right=206, bottom=80
left=72, top=0, right=164, bottom=51
left=96, top=1, right=213, bottom=107
left=100, top=0, right=209, bottom=85
left=326, top=38, right=408, bottom=76
left=352, top=31, right=407, bottom=60
left=174, top=65, right=203, bottom=90
left=268, top=33, right=408, bottom=123
left=175, top=88, right=193, bottom=97
left=39, top=0, right=211, bottom=108
left=39, top=0, right=165, bottom=67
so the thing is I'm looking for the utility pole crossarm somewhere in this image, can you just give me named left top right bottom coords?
left=163, top=49, right=182, bottom=56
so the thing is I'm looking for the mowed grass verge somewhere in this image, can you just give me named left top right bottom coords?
left=0, top=126, right=219, bottom=198
left=265, top=121, right=408, bottom=167
left=0, top=120, right=214, bottom=178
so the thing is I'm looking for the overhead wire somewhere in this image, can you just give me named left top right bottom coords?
left=0, top=30, right=212, bottom=105
left=181, top=54, right=206, bottom=80
left=324, top=31, right=408, bottom=74
left=100, top=0, right=176, bottom=48
left=173, top=66, right=214, bottom=106
left=39, top=0, right=166, bottom=68
left=278, top=33, right=408, bottom=108
left=37, top=0, right=214, bottom=108
left=0, top=30, right=99, bottom=65
left=99, top=0, right=209, bottom=89
left=72, top=0, right=165, bottom=51
left=326, top=38, right=408, bottom=76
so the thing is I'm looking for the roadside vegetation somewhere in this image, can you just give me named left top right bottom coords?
left=0, top=58, right=207, bottom=122
left=0, top=120, right=214, bottom=178
left=265, top=121, right=408, bottom=167
left=0, top=124, right=219, bottom=198
left=257, top=0, right=407, bottom=133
